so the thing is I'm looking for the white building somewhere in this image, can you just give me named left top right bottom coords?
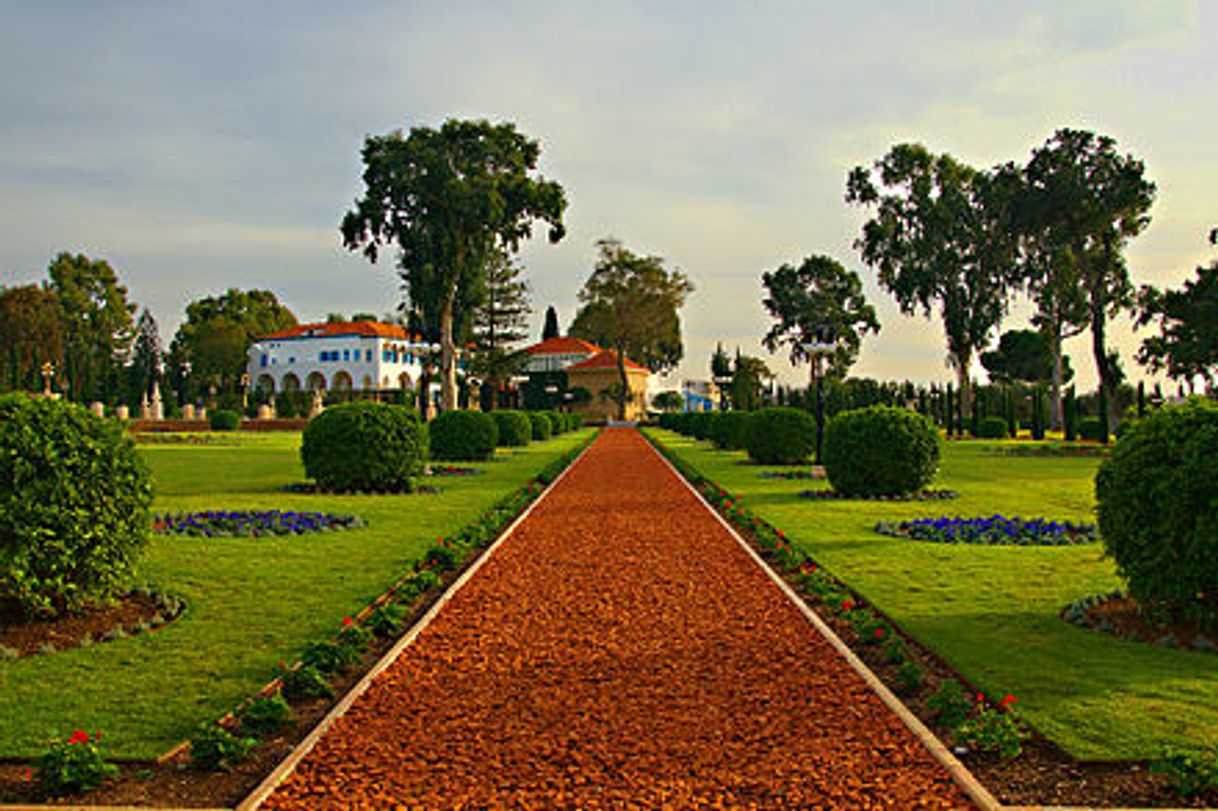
left=246, top=321, right=461, bottom=397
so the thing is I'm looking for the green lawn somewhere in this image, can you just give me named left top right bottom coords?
left=645, top=428, right=1218, bottom=761
left=0, top=429, right=595, bottom=758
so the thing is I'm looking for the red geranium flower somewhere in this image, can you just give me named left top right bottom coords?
left=841, top=599, right=855, bottom=611
left=976, top=693, right=986, bottom=703
left=874, top=628, right=885, bottom=639
left=342, top=616, right=353, bottom=627
left=1000, top=693, right=1017, bottom=708
left=67, top=729, right=89, bottom=745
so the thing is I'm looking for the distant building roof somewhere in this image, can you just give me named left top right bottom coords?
left=524, top=336, right=602, bottom=356
left=568, top=349, right=648, bottom=373
left=259, top=321, right=420, bottom=341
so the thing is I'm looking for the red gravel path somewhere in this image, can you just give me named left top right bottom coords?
left=259, top=428, right=974, bottom=809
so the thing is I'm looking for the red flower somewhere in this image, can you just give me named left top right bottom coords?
left=841, top=599, right=855, bottom=611
left=1000, top=693, right=1017, bottom=708
left=94, top=731, right=102, bottom=740
left=342, top=616, right=353, bottom=627
left=23, top=767, right=33, bottom=782
left=873, top=628, right=885, bottom=639
left=976, top=693, right=986, bottom=704
left=67, top=729, right=89, bottom=745
left=777, top=530, right=784, bottom=538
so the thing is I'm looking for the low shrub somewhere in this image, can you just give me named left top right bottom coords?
left=208, top=409, right=241, bottom=431
left=491, top=410, right=532, bottom=447
left=236, top=692, right=291, bottom=736
left=528, top=411, right=552, bottom=441
left=0, top=395, right=154, bottom=617
left=280, top=664, right=334, bottom=701
left=823, top=406, right=940, bottom=497
left=927, top=679, right=972, bottom=729
left=190, top=723, right=258, bottom=771
left=1096, top=398, right=1218, bottom=630
left=300, top=402, right=427, bottom=491
left=1153, top=747, right=1218, bottom=799
left=299, top=640, right=357, bottom=675
left=35, top=730, right=118, bottom=797
left=711, top=411, right=751, bottom=450
left=955, top=696, right=1028, bottom=759
left=429, top=410, right=498, bottom=461
left=367, top=602, right=408, bottom=638
left=894, top=660, right=924, bottom=694
left=744, top=407, right=816, bottom=465
left=974, top=415, right=1008, bottom=439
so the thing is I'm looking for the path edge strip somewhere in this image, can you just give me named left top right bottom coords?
left=643, top=431, right=1004, bottom=811
left=233, top=435, right=600, bottom=811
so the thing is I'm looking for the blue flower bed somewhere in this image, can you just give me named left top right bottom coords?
left=154, top=510, right=363, bottom=538
left=875, top=515, right=1097, bottom=546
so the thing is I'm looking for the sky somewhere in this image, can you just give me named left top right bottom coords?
left=1, top=1, right=1215, bottom=391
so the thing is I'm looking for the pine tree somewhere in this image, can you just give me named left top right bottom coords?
left=541, top=305, right=560, bottom=341
left=128, top=308, right=162, bottom=405
left=472, top=251, right=532, bottom=409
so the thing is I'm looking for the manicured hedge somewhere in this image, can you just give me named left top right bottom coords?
left=974, top=415, right=1009, bottom=439
left=301, top=402, right=427, bottom=491
left=0, top=395, right=154, bottom=617
left=492, top=410, right=532, bottom=447
left=528, top=411, right=552, bottom=441
left=711, top=411, right=752, bottom=450
left=209, top=409, right=241, bottom=431
left=1096, top=398, right=1218, bottom=630
left=823, top=406, right=940, bottom=496
left=429, top=409, right=499, bottom=461
left=745, top=408, right=816, bottom=465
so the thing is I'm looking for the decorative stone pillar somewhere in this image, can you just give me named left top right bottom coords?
left=257, top=403, right=274, bottom=420
left=182, top=403, right=196, bottom=421
left=90, top=401, right=105, bottom=417
left=309, top=390, right=325, bottom=419
left=140, top=393, right=151, bottom=420
left=115, top=405, right=130, bottom=420
left=150, top=382, right=163, bottom=420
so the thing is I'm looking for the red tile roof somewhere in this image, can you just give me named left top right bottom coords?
left=524, top=336, right=602, bottom=356
left=259, top=321, right=419, bottom=341
left=568, top=349, right=648, bottom=373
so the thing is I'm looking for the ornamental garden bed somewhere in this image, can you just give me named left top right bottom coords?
left=876, top=515, right=1097, bottom=545
left=0, top=590, right=184, bottom=660
left=644, top=428, right=1218, bottom=808
left=1063, top=591, right=1218, bottom=655
left=0, top=428, right=598, bottom=805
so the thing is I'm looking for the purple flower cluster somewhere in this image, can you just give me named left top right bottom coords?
left=154, top=510, right=363, bottom=538
left=876, top=515, right=1096, bottom=546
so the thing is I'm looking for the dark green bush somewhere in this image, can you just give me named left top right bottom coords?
left=300, top=402, right=427, bottom=492
left=1096, top=398, right=1218, bottom=630
left=712, top=411, right=752, bottom=450
left=0, top=395, right=154, bottom=617
left=1078, top=416, right=1105, bottom=442
left=209, top=409, right=240, bottom=431
left=688, top=411, right=717, bottom=441
left=823, top=406, right=940, bottom=496
left=528, top=411, right=552, bottom=441
left=544, top=411, right=565, bottom=435
left=280, top=664, right=334, bottom=701
left=745, top=407, right=816, bottom=465
left=974, top=415, right=1009, bottom=439
left=492, top=410, right=532, bottom=447
left=429, top=409, right=498, bottom=461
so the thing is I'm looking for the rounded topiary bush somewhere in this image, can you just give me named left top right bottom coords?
left=492, top=410, right=532, bottom=447
left=712, top=411, right=752, bottom=450
left=429, top=409, right=498, bottom=461
left=974, top=415, right=1009, bottom=439
left=301, top=401, right=427, bottom=492
left=543, top=411, right=564, bottom=435
left=1096, top=398, right=1218, bottom=630
left=528, top=411, right=552, bottom=441
left=745, top=407, right=816, bottom=465
left=209, top=409, right=241, bottom=431
left=0, top=395, right=154, bottom=617
left=823, top=406, right=940, bottom=496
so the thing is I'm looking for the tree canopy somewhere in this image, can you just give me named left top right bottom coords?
left=1137, top=259, right=1218, bottom=388
left=570, top=238, right=692, bottom=420
left=980, top=329, right=1072, bottom=386
left=46, top=252, right=136, bottom=402
left=729, top=352, right=771, bottom=411
left=341, top=118, right=567, bottom=411
left=0, top=284, right=63, bottom=393
left=761, top=254, right=879, bottom=385
left=169, top=289, right=297, bottom=393
left=471, top=249, right=532, bottom=408
left=1023, top=128, right=1155, bottom=435
left=846, top=144, right=1020, bottom=410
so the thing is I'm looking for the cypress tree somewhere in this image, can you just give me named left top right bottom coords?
left=1064, top=386, right=1077, bottom=441
left=1136, top=380, right=1146, bottom=418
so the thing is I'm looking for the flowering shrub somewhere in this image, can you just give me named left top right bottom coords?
left=236, top=692, right=291, bottom=736
left=35, top=729, right=118, bottom=797
left=154, top=510, right=363, bottom=537
left=955, top=693, right=1028, bottom=759
left=875, top=515, right=1096, bottom=546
